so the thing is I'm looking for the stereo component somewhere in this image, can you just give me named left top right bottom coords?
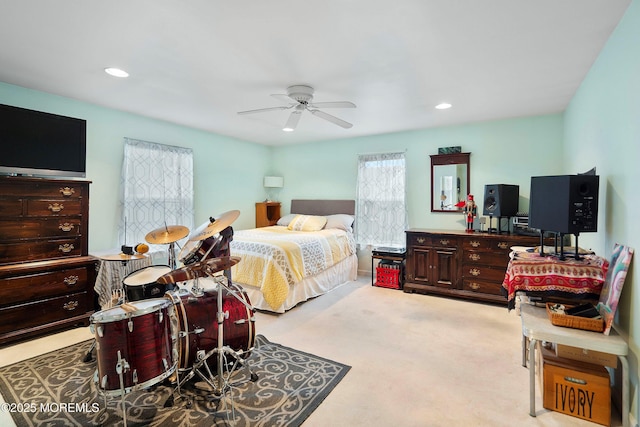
left=483, top=184, right=519, bottom=217
left=529, top=174, right=599, bottom=234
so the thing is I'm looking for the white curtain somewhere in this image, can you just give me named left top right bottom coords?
left=119, top=138, right=194, bottom=257
left=355, top=152, right=408, bottom=247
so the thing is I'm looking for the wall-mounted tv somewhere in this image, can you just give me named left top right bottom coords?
left=0, top=103, right=86, bottom=178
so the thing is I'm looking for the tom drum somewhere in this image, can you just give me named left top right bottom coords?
left=90, top=298, right=178, bottom=396
left=123, top=265, right=173, bottom=301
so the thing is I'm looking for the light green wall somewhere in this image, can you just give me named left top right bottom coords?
left=272, top=114, right=565, bottom=231
left=0, top=82, right=271, bottom=251
left=564, top=0, right=639, bottom=419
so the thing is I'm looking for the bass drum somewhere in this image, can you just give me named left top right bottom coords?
left=90, top=298, right=178, bottom=396
left=123, top=265, right=173, bottom=301
left=166, top=284, right=255, bottom=370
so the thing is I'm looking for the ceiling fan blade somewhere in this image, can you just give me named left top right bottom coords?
left=283, top=110, right=303, bottom=131
left=309, top=109, right=353, bottom=129
left=237, top=106, right=291, bottom=115
left=271, top=93, right=296, bottom=103
left=308, top=101, right=356, bottom=109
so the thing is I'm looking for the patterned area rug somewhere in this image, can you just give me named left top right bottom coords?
left=0, top=335, right=349, bottom=426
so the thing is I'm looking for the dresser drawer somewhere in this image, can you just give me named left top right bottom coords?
left=0, top=199, right=24, bottom=217
left=407, top=233, right=456, bottom=248
left=0, top=238, right=83, bottom=264
left=25, top=199, right=83, bottom=216
left=462, top=250, right=510, bottom=268
left=0, top=266, right=89, bottom=307
left=0, top=218, right=82, bottom=241
left=463, top=279, right=504, bottom=296
left=0, top=291, right=91, bottom=335
left=463, top=238, right=513, bottom=252
left=0, top=182, right=85, bottom=199
left=461, top=264, right=506, bottom=282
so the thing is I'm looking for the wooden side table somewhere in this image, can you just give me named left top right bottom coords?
left=520, top=303, right=629, bottom=426
left=371, top=247, right=406, bottom=289
left=255, top=202, right=281, bottom=228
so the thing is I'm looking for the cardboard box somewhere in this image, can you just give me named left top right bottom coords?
left=541, top=347, right=611, bottom=426
left=556, top=344, right=618, bottom=368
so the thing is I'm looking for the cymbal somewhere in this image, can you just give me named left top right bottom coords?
left=99, top=253, right=148, bottom=261
left=189, top=210, right=240, bottom=241
left=145, top=225, right=190, bottom=244
left=157, top=256, right=241, bottom=284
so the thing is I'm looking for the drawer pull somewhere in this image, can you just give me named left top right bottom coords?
left=469, top=282, right=481, bottom=290
left=416, top=237, right=425, bottom=244
left=59, top=187, right=75, bottom=197
left=439, top=239, right=450, bottom=246
left=63, top=301, right=78, bottom=311
left=468, top=253, right=481, bottom=261
left=59, top=243, right=75, bottom=253
left=59, top=223, right=75, bottom=232
left=470, top=240, right=481, bottom=248
left=497, top=242, right=509, bottom=250
left=64, top=275, right=79, bottom=286
left=48, top=203, right=64, bottom=213
left=469, top=268, right=481, bottom=276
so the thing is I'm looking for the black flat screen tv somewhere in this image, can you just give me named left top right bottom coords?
left=0, top=103, right=86, bottom=178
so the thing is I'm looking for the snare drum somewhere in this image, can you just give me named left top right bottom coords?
left=166, top=284, right=255, bottom=370
left=123, top=265, right=173, bottom=301
left=90, top=298, right=178, bottom=396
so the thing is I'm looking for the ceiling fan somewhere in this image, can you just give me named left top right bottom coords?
left=238, top=85, right=356, bottom=131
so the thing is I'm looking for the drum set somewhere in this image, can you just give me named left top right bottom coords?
left=89, top=210, right=256, bottom=425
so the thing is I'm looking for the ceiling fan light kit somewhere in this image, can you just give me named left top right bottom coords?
left=238, top=85, right=356, bottom=131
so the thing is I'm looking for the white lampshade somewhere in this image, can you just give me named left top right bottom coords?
left=263, top=176, right=284, bottom=188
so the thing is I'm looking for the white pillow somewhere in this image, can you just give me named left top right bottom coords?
left=276, top=214, right=297, bottom=226
left=324, top=214, right=355, bottom=232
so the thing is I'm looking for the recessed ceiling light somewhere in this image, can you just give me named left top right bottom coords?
left=282, top=127, right=294, bottom=132
left=104, top=67, right=129, bottom=78
left=435, top=103, right=452, bottom=110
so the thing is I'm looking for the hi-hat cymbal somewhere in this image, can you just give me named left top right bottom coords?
left=145, top=225, right=190, bottom=244
left=189, top=210, right=240, bottom=241
left=157, top=256, right=241, bottom=284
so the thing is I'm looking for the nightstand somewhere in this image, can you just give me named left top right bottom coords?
left=255, top=202, right=281, bottom=227
left=371, top=247, right=406, bottom=289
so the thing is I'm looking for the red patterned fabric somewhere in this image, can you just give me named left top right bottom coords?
left=502, top=252, right=608, bottom=308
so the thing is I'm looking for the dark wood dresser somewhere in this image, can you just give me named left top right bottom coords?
left=404, top=229, right=543, bottom=304
left=0, top=176, right=97, bottom=345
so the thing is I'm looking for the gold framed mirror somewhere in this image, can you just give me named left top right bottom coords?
left=430, top=152, right=470, bottom=213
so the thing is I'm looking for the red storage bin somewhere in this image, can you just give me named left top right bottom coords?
left=375, top=264, right=403, bottom=289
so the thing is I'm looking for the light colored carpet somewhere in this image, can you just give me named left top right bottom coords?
left=0, top=275, right=620, bottom=426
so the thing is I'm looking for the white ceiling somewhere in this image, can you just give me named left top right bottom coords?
left=0, top=1, right=630, bottom=146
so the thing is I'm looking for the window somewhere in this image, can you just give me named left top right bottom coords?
left=355, top=152, right=408, bottom=247
left=119, top=138, right=194, bottom=255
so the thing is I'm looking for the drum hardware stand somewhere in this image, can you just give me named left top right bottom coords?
left=165, top=273, right=258, bottom=410
left=116, top=350, right=130, bottom=427
left=168, top=241, right=178, bottom=270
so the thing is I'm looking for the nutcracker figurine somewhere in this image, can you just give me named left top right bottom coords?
left=463, top=194, right=477, bottom=232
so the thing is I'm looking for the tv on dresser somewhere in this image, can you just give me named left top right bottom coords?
left=0, top=103, right=86, bottom=178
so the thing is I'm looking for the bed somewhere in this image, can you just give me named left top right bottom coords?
left=229, top=199, right=358, bottom=313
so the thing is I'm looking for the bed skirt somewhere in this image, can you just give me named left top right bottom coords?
left=240, top=253, right=358, bottom=313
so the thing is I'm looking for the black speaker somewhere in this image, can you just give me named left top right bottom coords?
left=529, top=174, right=599, bottom=234
left=483, top=184, right=519, bottom=217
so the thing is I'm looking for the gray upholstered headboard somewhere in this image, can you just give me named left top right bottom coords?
left=290, top=199, right=355, bottom=216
